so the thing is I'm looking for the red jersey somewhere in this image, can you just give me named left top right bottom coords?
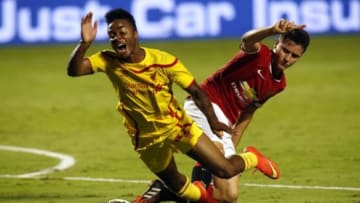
left=201, top=44, right=286, bottom=124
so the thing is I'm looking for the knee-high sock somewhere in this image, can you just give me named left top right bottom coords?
left=177, top=176, right=201, bottom=202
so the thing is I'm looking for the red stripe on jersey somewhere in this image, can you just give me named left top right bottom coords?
left=185, top=79, right=196, bottom=90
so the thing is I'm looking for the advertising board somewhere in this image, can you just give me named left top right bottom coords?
left=0, top=0, right=359, bottom=45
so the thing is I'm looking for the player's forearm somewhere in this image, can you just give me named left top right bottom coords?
left=232, top=117, right=252, bottom=147
left=67, top=41, right=92, bottom=76
left=187, top=83, right=233, bottom=136
left=193, top=90, right=218, bottom=124
left=241, top=26, right=277, bottom=45
left=232, top=107, right=255, bottom=146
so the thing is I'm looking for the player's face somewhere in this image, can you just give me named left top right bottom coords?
left=107, top=19, right=139, bottom=61
left=273, top=39, right=304, bottom=71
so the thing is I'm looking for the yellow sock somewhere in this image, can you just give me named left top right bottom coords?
left=239, top=152, right=258, bottom=170
left=177, top=177, right=201, bottom=202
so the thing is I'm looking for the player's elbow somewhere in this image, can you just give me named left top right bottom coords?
left=67, top=66, right=79, bottom=77
left=67, top=64, right=92, bottom=77
left=240, top=30, right=253, bottom=44
left=67, top=59, right=93, bottom=77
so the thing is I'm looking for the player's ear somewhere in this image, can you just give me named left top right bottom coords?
left=273, top=39, right=280, bottom=49
left=134, top=30, right=139, bottom=40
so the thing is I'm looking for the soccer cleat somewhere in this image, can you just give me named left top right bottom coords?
left=133, top=179, right=163, bottom=203
left=108, top=199, right=131, bottom=203
left=133, top=179, right=185, bottom=203
left=243, top=146, right=280, bottom=179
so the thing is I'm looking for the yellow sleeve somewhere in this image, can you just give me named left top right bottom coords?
left=166, top=57, right=195, bottom=89
left=87, top=50, right=115, bottom=72
left=144, top=47, right=196, bottom=89
left=88, top=47, right=195, bottom=89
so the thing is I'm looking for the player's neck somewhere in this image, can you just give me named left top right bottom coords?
left=271, top=65, right=283, bottom=80
left=122, top=47, right=145, bottom=63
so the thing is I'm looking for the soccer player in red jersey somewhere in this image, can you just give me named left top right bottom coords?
left=186, top=19, right=310, bottom=203
left=137, top=19, right=310, bottom=203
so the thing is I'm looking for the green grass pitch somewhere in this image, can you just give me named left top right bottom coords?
left=0, top=35, right=359, bottom=203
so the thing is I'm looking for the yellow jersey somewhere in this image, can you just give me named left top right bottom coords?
left=88, top=47, right=197, bottom=149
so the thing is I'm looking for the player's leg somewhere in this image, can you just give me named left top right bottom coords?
left=186, top=133, right=245, bottom=179
left=133, top=153, right=240, bottom=203
left=212, top=134, right=241, bottom=203
left=155, top=157, right=219, bottom=203
left=185, top=98, right=280, bottom=180
left=133, top=179, right=183, bottom=203
left=134, top=115, right=280, bottom=203
left=203, top=140, right=240, bottom=203
left=187, top=132, right=281, bottom=180
left=191, top=156, right=240, bottom=203
left=143, top=140, right=280, bottom=203
left=134, top=140, right=279, bottom=203
left=185, top=98, right=228, bottom=189
left=212, top=175, right=239, bottom=203
left=190, top=152, right=239, bottom=203
left=182, top=100, right=248, bottom=178
left=134, top=142, right=219, bottom=203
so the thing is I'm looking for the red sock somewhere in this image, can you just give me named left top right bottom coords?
left=193, top=181, right=219, bottom=203
left=207, top=183, right=214, bottom=196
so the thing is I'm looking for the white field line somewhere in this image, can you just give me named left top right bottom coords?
left=0, top=145, right=75, bottom=178
left=1, top=145, right=359, bottom=192
left=242, top=183, right=360, bottom=191
left=64, top=176, right=150, bottom=184
left=63, top=176, right=360, bottom=192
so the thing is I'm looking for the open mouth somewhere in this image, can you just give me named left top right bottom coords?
left=115, top=43, right=127, bottom=54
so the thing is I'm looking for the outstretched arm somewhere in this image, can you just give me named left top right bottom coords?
left=67, top=12, right=98, bottom=77
left=186, top=82, right=234, bottom=137
left=241, top=19, right=306, bottom=53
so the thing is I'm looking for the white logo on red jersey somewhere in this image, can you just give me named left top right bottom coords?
left=257, top=69, right=265, bottom=80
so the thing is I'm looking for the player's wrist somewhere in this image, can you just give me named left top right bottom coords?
left=79, top=40, right=92, bottom=46
left=268, top=26, right=279, bottom=35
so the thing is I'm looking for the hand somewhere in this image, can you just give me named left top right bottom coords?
left=272, top=19, right=305, bottom=34
left=81, top=12, right=98, bottom=44
left=209, top=120, right=235, bottom=138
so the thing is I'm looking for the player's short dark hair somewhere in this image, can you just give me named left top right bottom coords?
left=105, top=8, right=137, bottom=31
left=281, top=29, right=310, bottom=53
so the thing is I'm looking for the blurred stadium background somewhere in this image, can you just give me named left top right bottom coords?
left=0, top=0, right=359, bottom=203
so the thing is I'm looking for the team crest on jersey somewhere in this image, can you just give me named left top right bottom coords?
left=231, top=81, right=259, bottom=105
left=239, top=81, right=258, bottom=101
left=150, top=72, right=157, bottom=80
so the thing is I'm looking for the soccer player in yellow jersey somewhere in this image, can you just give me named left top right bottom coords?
left=67, top=8, right=280, bottom=203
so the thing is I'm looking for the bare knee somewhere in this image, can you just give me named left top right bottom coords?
left=219, top=189, right=238, bottom=203
left=213, top=177, right=239, bottom=203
